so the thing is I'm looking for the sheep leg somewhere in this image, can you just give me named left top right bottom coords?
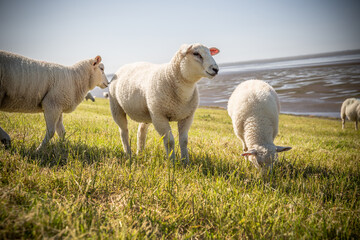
left=342, top=117, right=345, bottom=129
left=152, top=117, right=175, bottom=160
left=37, top=108, right=61, bottom=151
left=109, top=97, right=131, bottom=156
left=0, top=127, right=11, bottom=149
left=178, top=115, right=194, bottom=164
left=0, top=89, right=4, bottom=106
left=0, top=91, right=9, bottom=148
left=56, top=113, right=65, bottom=139
left=356, top=119, right=358, bottom=130
left=137, top=123, right=150, bottom=154
left=115, top=114, right=131, bottom=156
left=118, top=119, right=131, bottom=155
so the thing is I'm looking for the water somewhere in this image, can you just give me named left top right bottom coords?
left=198, top=50, right=360, bottom=118
left=92, top=50, right=360, bottom=118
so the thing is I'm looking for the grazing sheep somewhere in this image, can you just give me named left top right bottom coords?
left=227, top=80, right=291, bottom=170
left=103, top=92, right=109, bottom=98
left=0, top=50, right=108, bottom=150
left=341, top=98, right=360, bottom=130
left=109, top=43, right=220, bottom=163
left=85, top=92, right=96, bottom=102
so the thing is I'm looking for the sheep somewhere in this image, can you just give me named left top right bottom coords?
left=341, top=98, right=360, bottom=130
left=103, top=92, right=109, bottom=98
left=227, top=79, right=291, bottom=170
left=0, top=50, right=108, bottom=150
left=109, top=43, right=220, bottom=163
left=85, top=92, right=96, bottom=102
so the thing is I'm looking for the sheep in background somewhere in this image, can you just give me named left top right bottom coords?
left=341, top=98, right=360, bottom=130
left=109, top=43, right=219, bottom=163
left=227, top=80, right=291, bottom=170
left=103, top=92, right=109, bottom=98
left=0, top=51, right=108, bottom=150
left=85, top=92, right=96, bottom=102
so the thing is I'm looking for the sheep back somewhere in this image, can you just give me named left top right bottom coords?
left=227, top=80, right=279, bottom=144
left=110, top=61, right=198, bottom=123
left=0, top=51, right=92, bottom=113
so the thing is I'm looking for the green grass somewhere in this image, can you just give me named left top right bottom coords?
left=1, top=98, right=359, bottom=239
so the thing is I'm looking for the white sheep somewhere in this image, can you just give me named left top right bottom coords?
left=85, top=92, right=96, bottom=102
left=227, top=79, right=291, bottom=170
left=0, top=50, right=108, bottom=150
left=109, top=43, right=220, bottom=163
left=341, top=98, right=360, bottom=130
left=103, top=92, right=109, bottom=99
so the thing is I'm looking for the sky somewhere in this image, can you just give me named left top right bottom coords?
left=1, top=0, right=360, bottom=73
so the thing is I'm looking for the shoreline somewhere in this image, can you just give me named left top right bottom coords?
left=198, top=105, right=341, bottom=120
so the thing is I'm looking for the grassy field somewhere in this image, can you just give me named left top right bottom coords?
left=0, top=98, right=359, bottom=239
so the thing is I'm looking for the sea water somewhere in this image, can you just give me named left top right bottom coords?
left=198, top=50, right=360, bottom=118
left=92, top=50, right=360, bottom=118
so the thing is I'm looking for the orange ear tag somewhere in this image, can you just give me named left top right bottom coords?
left=210, top=48, right=220, bottom=56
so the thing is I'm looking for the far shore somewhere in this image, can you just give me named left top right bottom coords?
left=198, top=105, right=341, bottom=120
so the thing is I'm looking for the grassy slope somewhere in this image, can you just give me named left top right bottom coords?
left=0, top=99, right=359, bottom=239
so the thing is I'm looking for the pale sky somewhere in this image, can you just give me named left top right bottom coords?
left=1, top=0, right=360, bottom=73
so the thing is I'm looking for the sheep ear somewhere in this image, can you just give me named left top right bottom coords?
left=209, top=47, right=220, bottom=56
left=241, top=149, right=257, bottom=156
left=180, top=44, right=193, bottom=56
left=276, top=146, right=292, bottom=152
left=93, top=55, right=102, bottom=66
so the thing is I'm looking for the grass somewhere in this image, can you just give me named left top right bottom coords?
left=0, top=98, right=359, bottom=239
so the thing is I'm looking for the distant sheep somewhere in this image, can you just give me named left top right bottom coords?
left=0, top=51, right=108, bottom=150
left=103, top=92, right=109, bottom=98
left=341, top=98, right=360, bottom=130
left=227, top=80, right=291, bottom=170
left=109, top=43, right=219, bottom=163
left=85, top=92, right=95, bottom=102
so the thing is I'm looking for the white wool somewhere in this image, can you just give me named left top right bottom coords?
left=341, top=98, right=360, bottom=130
left=0, top=50, right=108, bottom=150
left=227, top=80, right=291, bottom=170
left=109, top=43, right=219, bottom=163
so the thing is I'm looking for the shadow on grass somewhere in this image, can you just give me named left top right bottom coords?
left=189, top=151, right=360, bottom=186
left=274, top=156, right=360, bottom=184
left=272, top=157, right=334, bottom=179
left=13, top=140, right=126, bottom=168
left=187, top=150, right=320, bottom=182
left=8, top=139, right=360, bottom=185
left=188, top=151, right=248, bottom=181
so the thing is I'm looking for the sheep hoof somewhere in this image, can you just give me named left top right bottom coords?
left=1, top=138, right=11, bottom=149
left=181, top=157, right=189, bottom=166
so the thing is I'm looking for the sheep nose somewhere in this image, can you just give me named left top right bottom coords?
left=212, top=66, right=219, bottom=74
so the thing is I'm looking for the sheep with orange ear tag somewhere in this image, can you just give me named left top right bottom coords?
left=109, top=43, right=219, bottom=164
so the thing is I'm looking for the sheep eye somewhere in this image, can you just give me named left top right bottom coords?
left=193, top=52, right=202, bottom=59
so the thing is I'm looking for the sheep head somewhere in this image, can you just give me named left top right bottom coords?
left=242, top=145, right=292, bottom=169
left=179, top=43, right=220, bottom=83
left=90, top=56, right=108, bottom=89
